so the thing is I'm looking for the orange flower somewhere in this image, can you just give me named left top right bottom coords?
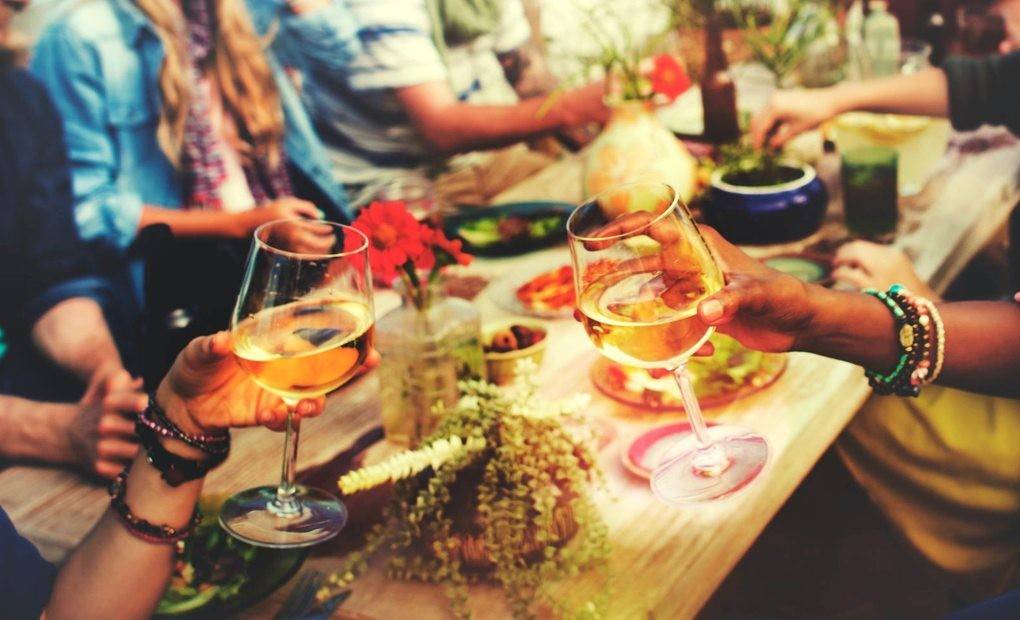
left=347, top=201, right=432, bottom=283
left=649, top=54, right=691, bottom=102
left=427, top=228, right=473, bottom=268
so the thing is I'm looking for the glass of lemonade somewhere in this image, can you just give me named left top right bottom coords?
left=567, top=182, right=768, bottom=504
left=220, top=219, right=374, bottom=548
left=841, top=146, right=899, bottom=241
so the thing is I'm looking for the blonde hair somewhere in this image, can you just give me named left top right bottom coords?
left=136, top=0, right=285, bottom=168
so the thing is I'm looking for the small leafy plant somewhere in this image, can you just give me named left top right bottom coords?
left=321, top=362, right=610, bottom=619
left=717, top=142, right=803, bottom=187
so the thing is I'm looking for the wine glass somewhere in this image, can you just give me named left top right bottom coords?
left=567, top=182, right=768, bottom=503
left=219, top=219, right=374, bottom=547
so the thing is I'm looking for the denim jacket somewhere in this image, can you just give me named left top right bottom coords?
left=30, top=0, right=360, bottom=256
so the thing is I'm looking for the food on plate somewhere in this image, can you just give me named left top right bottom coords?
left=515, top=265, right=575, bottom=312
left=156, top=501, right=258, bottom=615
left=596, top=334, right=784, bottom=410
left=457, top=212, right=566, bottom=249
left=485, top=324, right=547, bottom=353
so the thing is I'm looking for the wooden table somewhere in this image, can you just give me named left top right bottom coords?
left=3, top=130, right=1019, bottom=619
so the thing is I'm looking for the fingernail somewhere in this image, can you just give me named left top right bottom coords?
left=701, top=299, right=723, bottom=321
left=316, top=209, right=325, bottom=219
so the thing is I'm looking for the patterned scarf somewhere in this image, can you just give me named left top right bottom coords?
left=179, top=0, right=292, bottom=210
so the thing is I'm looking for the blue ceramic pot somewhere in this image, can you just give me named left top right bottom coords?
left=705, top=164, right=828, bottom=244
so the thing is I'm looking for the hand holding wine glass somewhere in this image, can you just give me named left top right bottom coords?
left=567, top=183, right=768, bottom=504
left=219, top=219, right=375, bottom=548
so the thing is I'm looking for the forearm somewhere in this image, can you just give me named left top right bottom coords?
left=45, top=454, right=202, bottom=620
left=800, top=288, right=1020, bottom=397
left=0, top=398, right=77, bottom=464
left=32, top=298, right=121, bottom=383
left=412, top=97, right=568, bottom=155
left=138, top=206, right=243, bottom=239
left=828, top=67, right=950, bottom=118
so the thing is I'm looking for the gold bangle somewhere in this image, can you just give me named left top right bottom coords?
left=915, top=297, right=945, bottom=385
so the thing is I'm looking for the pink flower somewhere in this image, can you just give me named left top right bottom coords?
left=649, top=54, right=691, bottom=102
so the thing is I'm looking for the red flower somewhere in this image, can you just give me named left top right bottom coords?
left=427, top=228, right=473, bottom=267
left=649, top=54, right=691, bottom=102
left=347, top=201, right=432, bottom=283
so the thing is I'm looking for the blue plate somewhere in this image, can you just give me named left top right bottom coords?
left=443, top=201, right=575, bottom=257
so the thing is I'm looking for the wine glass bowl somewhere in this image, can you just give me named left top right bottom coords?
left=568, top=183, right=723, bottom=370
left=567, top=182, right=768, bottom=505
left=220, top=219, right=374, bottom=548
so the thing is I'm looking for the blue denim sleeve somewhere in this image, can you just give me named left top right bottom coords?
left=30, top=25, right=145, bottom=252
left=0, top=507, right=56, bottom=619
left=21, top=276, right=109, bottom=334
left=250, top=0, right=362, bottom=74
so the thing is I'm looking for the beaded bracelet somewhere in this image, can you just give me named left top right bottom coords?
left=888, top=286, right=932, bottom=392
left=139, top=395, right=230, bottom=455
left=863, top=287, right=919, bottom=396
left=915, top=296, right=946, bottom=385
left=109, top=463, right=200, bottom=544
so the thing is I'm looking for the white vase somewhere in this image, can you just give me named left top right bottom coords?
left=583, top=102, right=698, bottom=203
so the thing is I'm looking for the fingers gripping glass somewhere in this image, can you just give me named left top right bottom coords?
left=219, top=219, right=375, bottom=547
left=567, top=183, right=768, bottom=503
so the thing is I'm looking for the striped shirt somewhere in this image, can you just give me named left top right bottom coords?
left=294, top=0, right=531, bottom=189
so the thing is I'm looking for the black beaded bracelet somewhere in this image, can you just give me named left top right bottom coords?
left=109, top=463, right=201, bottom=544
left=140, top=394, right=230, bottom=455
left=862, top=287, right=923, bottom=397
left=135, top=418, right=229, bottom=487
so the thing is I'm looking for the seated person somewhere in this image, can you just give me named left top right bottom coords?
left=831, top=241, right=1020, bottom=598
left=266, top=0, right=609, bottom=197
left=0, top=331, right=344, bottom=619
left=0, top=2, right=142, bottom=479
left=29, top=0, right=361, bottom=338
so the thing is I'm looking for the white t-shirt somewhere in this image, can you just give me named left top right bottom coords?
left=300, top=0, right=531, bottom=188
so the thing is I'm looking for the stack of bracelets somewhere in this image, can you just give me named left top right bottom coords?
left=108, top=395, right=231, bottom=544
left=863, top=284, right=946, bottom=397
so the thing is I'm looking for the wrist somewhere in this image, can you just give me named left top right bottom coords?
left=154, top=382, right=208, bottom=438
left=795, top=284, right=840, bottom=353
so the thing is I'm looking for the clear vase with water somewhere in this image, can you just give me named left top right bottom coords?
left=377, top=280, right=486, bottom=446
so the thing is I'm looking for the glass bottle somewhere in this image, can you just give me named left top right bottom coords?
left=376, top=280, right=486, bottom=447
left=700, top=12, right=739, bottom=143
left=864, top=0, right=901, bottom=76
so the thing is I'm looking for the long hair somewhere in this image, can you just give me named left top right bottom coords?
left=135, top=0, right=285, bottom=168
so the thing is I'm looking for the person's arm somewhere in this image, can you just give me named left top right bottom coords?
left=31, top=298, right=121, bottom=384
left=696, top=227, right=1020, bottom=398
left=750, top=68, right=950, bottom=148
left=396, top=80, right=607, bottom=154
left=0, top=372, right=141, bottom=478
left=43, top=333, right=327, bottom=619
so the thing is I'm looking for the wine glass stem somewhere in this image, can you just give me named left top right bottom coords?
left=272, top=402, right=302, bottom=517
left=672, top=363, right=729, bottom=477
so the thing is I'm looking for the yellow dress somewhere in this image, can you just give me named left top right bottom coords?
left=838, top=386, right=1020, bottom=578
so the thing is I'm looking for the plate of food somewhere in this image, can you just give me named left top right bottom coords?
left=443, top=201, right=574, bottom=257
left=491, top=260, right=576, bottom=318
left=591, top=334, right=786, bottom=414
left=155, top=497, right=308, bottom=619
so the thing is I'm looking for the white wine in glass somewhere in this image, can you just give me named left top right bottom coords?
left=567, top=182, right=768, bottom=504
left=219, top=219, right=374, bottom=548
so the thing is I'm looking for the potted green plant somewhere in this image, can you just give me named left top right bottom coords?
left=319, top=363, right=610, bottom=618
left=704, top=142, right=828, bottom=244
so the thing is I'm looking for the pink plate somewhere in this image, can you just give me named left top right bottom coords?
left=623, top=422, right=718, bottom=479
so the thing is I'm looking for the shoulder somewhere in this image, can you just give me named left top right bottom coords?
left=37, top=0, right=127, bottom=50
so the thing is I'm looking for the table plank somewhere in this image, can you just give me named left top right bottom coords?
left=3, top=134, right=1018, bottom=619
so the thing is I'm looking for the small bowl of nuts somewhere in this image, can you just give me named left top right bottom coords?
left=482, top=319, right=548, bottom=385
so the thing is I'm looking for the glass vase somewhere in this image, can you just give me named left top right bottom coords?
left=377, top=280, right=486, bottom=446
left=583, top=101, right=698, bottom=204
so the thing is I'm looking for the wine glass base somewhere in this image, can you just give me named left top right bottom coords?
left=650, top=425, right=768, bottom=504
left=218, top=485, right=348, bottom=548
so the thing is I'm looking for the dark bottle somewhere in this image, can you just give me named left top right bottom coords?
left=920, top=0, right=948, bottom=65
left=700, top=12, right=740, bottom=144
